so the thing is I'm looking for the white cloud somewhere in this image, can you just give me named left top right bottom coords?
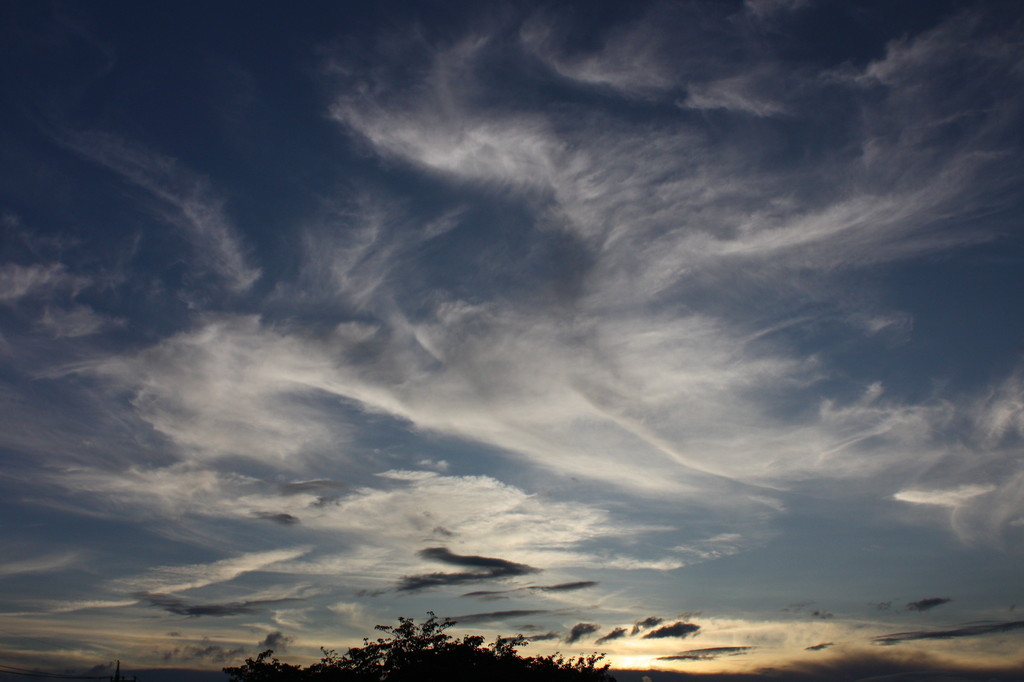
left=39, top=304, right=117, bottom=338
left=65, top=132, right=260, bottom=293
left=520, top=10, right=678, bottom=94
left=88, top=316, right=347, bottom=464
left=50, top=599, right=138, bottom=613
left=894, top=484, right=997, bottom=507
left=680, top=71, right=789, bottom=117
left=53, top=460, right=669, bottom=595
left=118, top=548, right=309, bottom=595
left=0, top=263, right=85, bottom=301
left=0, top=551, right=80, bottom=577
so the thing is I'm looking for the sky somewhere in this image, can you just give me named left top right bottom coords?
left=1, top=1, right=1023, bottom=680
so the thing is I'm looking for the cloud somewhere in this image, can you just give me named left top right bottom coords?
left=0, top=552, right=80, bottom=577
left=642, top=622, right=701, bottom=639
left=874, top=620, right=1024, bottom=645
left=160, top=643, right=246, bottom=663
left=461, top=581, right=598, bottom=600
left=535, top=581, right=598, bottom=593
left=595, top=627, right=628, bottom=645
left=119, top=548, right=308, bottom=594
left=906, top=598, right=952, bottom=612
left=565, top=623, right=600, bottom=644
left=50, top=599, right=138, bottom=614
left=141, top=593, right=303, bottom=618
left=397, top=547, right=539, bottom=592
left=87, top=316, right=348, bottom=464
left=257, top=631, right=293, bottom=652
left=38, top=305, right=117, bottom=338
left=657, top=646, right=755, bottom=661
left=278, top=480, right=348, bottom=495
left=308, top=5, right=1024, bottom=514
left=451, top=610, right=550, bottom=625
left=804, top=642, right=833, bottom=651
left=252, top=512, right=300, bottom=526
left=0, top=263, right=85, bottom=301
left=520, top=7, right=681, bottom=95
left=59, top=463, right=634, bottom=593
left=66, top=132, right=260, bottom=293
left=631, top=616, right=663, bottom=635
left=744, top=0, right=812, bottom=19
left=894, top=485, right=996, bottom=507
left=679, top=70, right=788, bottom=117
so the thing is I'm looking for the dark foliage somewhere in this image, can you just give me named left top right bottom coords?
left=224, top=613, right=615, bottom=682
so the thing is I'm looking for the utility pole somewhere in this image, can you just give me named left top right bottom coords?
left=109, top=660, right=135, bottom=682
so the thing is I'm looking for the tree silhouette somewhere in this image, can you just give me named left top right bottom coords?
left=224, top=613, right=614, bottom=682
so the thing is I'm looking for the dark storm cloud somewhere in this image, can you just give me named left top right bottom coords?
left=906, top=597, right=951, bottom=612
left=524, top=632, right=560, bottom=642
left=595, top=627, right=628, bottom=645
left=873, top=620, right=1024, bottom=645
left=565, top=623, right=600, bottom=644
left=451, top=610, right=550, bottom=625
left=252, top=512, right=300, bottom=525
left=397, top=547, right=539, bottom=591
left=140, top=593, right=300, bottom=617
left=657, top=646, right=755, bottom=661
left=642, top=621, right=700, bottom=639
left=630, top=616, right=663, bottom=635
left=804, top=642, right=833, bottom=651
left=257, top=631, right=293, bottom=651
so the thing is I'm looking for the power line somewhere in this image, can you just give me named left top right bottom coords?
left=0, top=663, right=126, bottom=680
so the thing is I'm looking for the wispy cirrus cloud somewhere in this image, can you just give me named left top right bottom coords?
left=462, top=581, right=598, bottom=600
left=117, top=548, right=309, bottom=595
left=0, top=263, right=86, bottom=301
left=38, top=304, right=119, bottom=338
left=3, top=3, right=1024, bottom=675
left=895, top=485, right=996, bottom=508
left=65, top=132, right=260, bottom=293
left=140, top=591, right=306, bottom=618
left=0, top=551, right=80, bottom=577
left=317, top=18, right=990, bottom=500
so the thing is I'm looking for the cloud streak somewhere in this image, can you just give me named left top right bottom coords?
left=66, top=132, right=260, bottom=293
left=874, top=620, right=1024, bottom=645
left=565, top=623, right=600, bottom=644
left=642, top=622, right=701, bottom=639
left=906, top=598, right=952, bottom=612
left=397, top=547, right=540, bottom=592
left=657, top=646, right=755, bottom=661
